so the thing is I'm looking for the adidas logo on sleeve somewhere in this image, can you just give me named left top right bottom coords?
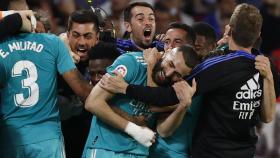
left=233, top=73, right=262, bottom=120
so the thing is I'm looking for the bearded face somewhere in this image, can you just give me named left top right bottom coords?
left=152, top=59, right=172, bottom=86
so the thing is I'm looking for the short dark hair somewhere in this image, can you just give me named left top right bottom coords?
left=89, top=42, right=120, bottom=60
left=167, top=22, right=196, bottom=45
left=229, top=3, right=262, bottom=48
left=192, top=22, right=216, bottom=44
left=124, top=2, right=154, bottom=22
left=178, top=45, right=200, bottom=68
left=68, top=9, right=100, bottom=32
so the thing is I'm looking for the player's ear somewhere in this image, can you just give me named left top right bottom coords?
left=124, top=22, right=132, bottom=33
left=227, top=27, right=232, bottom=37
left=67, top=31, right=70, bottom=38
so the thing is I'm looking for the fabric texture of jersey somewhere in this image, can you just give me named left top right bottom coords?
left=116, top=39, right=164, bottom=54
left=191, top=51, right=264, bottom=158
left=149, top=96, right=203, bottom=158
left=84, top=52, right=155, bottom=156
left=84, top=148, right=147, bottom=158
left=0, top=136, right=66, bottom=158
left=0, top=33, right=76, bottom=148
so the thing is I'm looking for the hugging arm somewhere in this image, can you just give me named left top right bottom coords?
left=85, top=84, right=155, bottom=147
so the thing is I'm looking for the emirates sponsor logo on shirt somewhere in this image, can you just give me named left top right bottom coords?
left=129, top=99, right=153, bottom=119
left=233, top=73, right=262, bottom=120
left=135, top=56, right=147, bottom=66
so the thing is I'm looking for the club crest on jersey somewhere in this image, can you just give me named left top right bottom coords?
left=114, top=65, right=127, bottom=77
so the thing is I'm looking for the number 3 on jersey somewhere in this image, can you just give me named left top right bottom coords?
left=12, top=60, right=39, bottom=107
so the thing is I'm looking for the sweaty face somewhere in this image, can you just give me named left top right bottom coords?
left=152, top=48, right=191, bottom=86
left=164, top=28, right=188, bottom=51
left=68, top=23, right=99, bottom=61
left=89, top=59, right=113, bottom=86
left=127, top=6, right=156, bottom=48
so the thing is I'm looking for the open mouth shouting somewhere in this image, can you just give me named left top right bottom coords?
left=76, top=46, right=89, bottom=60
left=143, top=28, right=152, bottom=40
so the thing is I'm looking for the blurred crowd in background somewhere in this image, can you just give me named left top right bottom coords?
left=0, top=0, right=279, bottom=56
left=1, top=0, right=280, bottom=158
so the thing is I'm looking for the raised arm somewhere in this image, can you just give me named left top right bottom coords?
left=144, top=48, right=162, bottom=87
left=255, top=55, right=276, bottom=123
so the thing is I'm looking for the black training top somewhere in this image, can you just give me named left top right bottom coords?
left=191, top=52, right=262, bottom=158
left=126, top=50, right=280, bottom=158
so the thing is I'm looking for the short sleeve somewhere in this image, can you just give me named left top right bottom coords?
left=106, top=54, right=137, bottom=83
left=54, top=36, right=76, bottom=75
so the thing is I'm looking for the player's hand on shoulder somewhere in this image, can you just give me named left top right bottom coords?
left=255, top=55, right=273, bottom=80
left=172, top=79, right=197, bottom=109
left=99, top=72, right=128, bottom=94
